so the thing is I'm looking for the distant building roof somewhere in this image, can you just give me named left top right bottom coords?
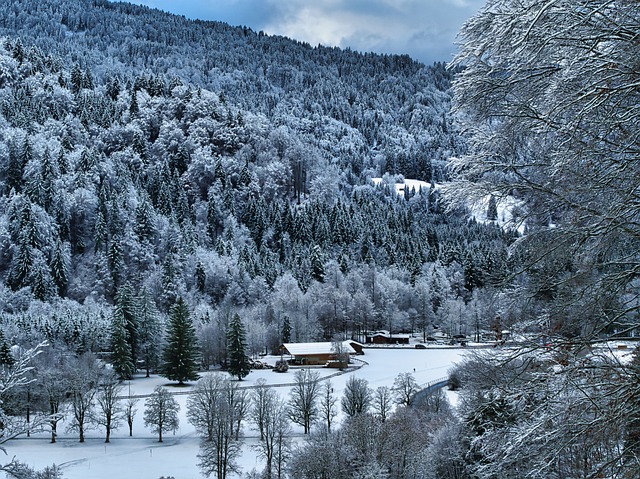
left=369, top=331, right=412, bottom=339
left=282, top=341, right=356, bottom=356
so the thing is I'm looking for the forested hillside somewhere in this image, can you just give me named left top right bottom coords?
left=0, top=0, right=513, bottom=357
left=1, top=1, right=638, bottom=478
left=0, top=0, right=458, bottom=181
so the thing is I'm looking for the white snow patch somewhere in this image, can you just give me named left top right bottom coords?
left=467, top=193, right=526, bottom=234
left=370, top=177, right=433, bottom=196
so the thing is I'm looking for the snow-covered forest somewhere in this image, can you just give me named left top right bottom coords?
left=0, top=0, right=515, bottom=353
left=0, top=0, right=638, bottom=478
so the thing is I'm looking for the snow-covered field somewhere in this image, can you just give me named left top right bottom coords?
left=6, top=348, right=464, bottom=479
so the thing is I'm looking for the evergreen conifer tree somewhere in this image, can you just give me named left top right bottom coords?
left=195, top=261, right=206, bottom=293
left=129, top=91, right=139, bottom=116
left=161, top=298, right=200, bottom=385
left=310, top=245, right=325, bottom=283
left=486, top=195, right=498, bottom=222
left=281, top=316, right=291, bottom=344
left=137, top=287, right=162, bottom=377
left=0, top=329, right=15, bottom=366
left=115, top=283, right=138, bottom=365
left=50, top=238, right=69, bottom=297
left=226, top=313, right=250, bottom=381
left=111, top=304, right=135, bottom=380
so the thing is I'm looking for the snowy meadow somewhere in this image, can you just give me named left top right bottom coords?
left=6, top=348, right=464, bottom=479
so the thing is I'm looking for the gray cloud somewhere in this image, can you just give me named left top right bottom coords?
left=128, top=0, right=486, bottom=63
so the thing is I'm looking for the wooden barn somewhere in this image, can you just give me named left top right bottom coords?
left=365, top=330, right=411, bottom=345
left=280, top=341, right=361, bottom=366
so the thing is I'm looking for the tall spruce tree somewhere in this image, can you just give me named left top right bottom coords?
left=115, top=283, right=138, bottom=367
left=226, top=313, right=250, bottom=381
left=161, top=298, right=199, bottom=385
left=0, top=329, right=15, bottom=366
left=137, top=287, right=162, bottom=377
left=111, top=304, right=135, bottom=380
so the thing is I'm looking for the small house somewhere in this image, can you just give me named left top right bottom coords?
left=280, top=341, right=358, bottom=366
left=365, top=330, right=411, bottom=345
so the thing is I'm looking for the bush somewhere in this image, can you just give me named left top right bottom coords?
left=448, top=368, right=462, bottom=391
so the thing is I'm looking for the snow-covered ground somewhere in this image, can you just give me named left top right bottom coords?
left=370, top=177, right=432, bottom=196
left=6, top=348, right=464, bottom=479
left=371, top=176, right=526, bottom=234
left=467, top=193, right=526, bottom=234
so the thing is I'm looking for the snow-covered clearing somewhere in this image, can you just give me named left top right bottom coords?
left=7, top=348, right=463, bottom=479
left=370, top=176, right=526, bottom=234
left=370, top=177, right=432, bottom=196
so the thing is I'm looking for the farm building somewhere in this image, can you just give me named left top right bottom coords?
left=280, top=341, right=362, bottom=366
left=366, top=330, right=411, bottom=345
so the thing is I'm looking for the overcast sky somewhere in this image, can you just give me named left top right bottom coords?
left=126, top=0, right=486, bottom=64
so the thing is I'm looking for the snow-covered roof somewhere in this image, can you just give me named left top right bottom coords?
left=282, top=341, right=356, bottom=356
left=368, top=331, right=412, bottom=339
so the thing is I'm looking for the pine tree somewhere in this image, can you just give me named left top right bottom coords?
left=0, top=329, right=15, bottom=366
left=9, top=239, right=32, bottom=291
left=129, top=91, right=139, bottom=116
left=107, top=234, right=124, bottom=288
left=281, top=316, right=291, bottom=344
left=40, top=148, right=57, bottom=213
left=134, top=196, right=156, bottom=242
left=30, top=250, right=54, bottom=301
left=113, top=283, right=138, bottom=373
left=161, top=298, right=200, bottom=385
left=486, top=195, right=498, bottom=222
left=82, top=69, right=94, bottom=90
left=137, top=287, right=162, bottom=377
left=111, top=304, right=135, bottom=380
left=71, top=63, right=83, bottom=92
left=50, top=238, right=70, bottom=297
left=226, top=313, right=250, bottom=381
left=310, top=245, right=325, bottom=283
left=239, top=160, right=251, bottom=187
left=195, top=261, right=206, bottom=293
left=6, top=140, right=22, bottom=192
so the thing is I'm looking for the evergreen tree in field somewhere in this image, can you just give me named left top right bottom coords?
left=137, top=287, right=162, bottom=377
left=226, top=313, right=250, bottom=381
left=111, top=303, right=135, bottom=380
left=161, top=298, right=200, bottom=385
left=115, top=283, right=139, bottom=366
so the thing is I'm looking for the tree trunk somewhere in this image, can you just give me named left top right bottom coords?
left=105, top=416, right=111, bottom=443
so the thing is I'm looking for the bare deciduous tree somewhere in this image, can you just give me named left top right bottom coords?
left=124, top=396, right=138, bottom=437
left=373, top=386, right=393, bottom=423
left=188, top=374, right=244, bottom=479
left=250, top=378, right=277, bottom=441
left=288, top=369, right=320, bottom=434
left=341, top=376, right=371, bottom=417
left=253, top=395, right=291, bottom=479
left=392, top=372, right=418, bottom=407
left=319, top=380, right=337, bottom=432
left=144, top=386, right=179, bottom=443
left=66, top=354, right=99, bottom=443
left=93, top=371, right=124, bottom=443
